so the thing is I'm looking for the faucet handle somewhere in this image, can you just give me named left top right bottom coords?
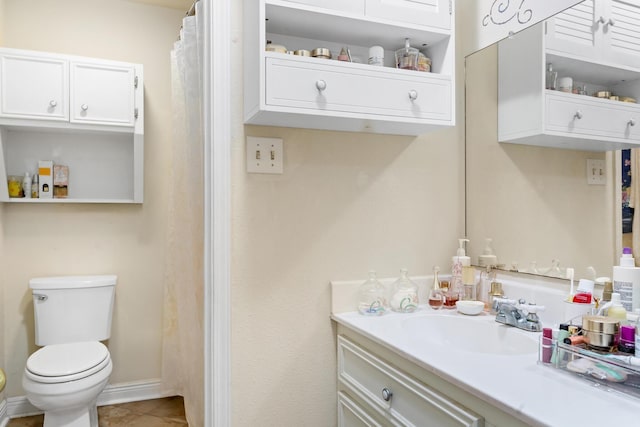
left=517, top=302, right=546, bottom=313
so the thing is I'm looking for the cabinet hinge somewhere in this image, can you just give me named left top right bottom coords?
left=545, top=21, right=548, bottom=35
left=134, top=75, right=139, bottom=89
left=449, top=0, right=452, bottom=15
left=134, top=108, right=139, bottom=119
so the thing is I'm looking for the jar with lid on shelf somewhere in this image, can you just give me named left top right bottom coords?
left=7, top=175, right=22, bottom=198
left=395, top=38, right=419, bottom=71
left=357, top=271, right=387, bottom=316
left=390, top=268, right=419, bottom=313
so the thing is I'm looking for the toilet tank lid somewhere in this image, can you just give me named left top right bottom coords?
left=29, top=275, right=117, bottom=290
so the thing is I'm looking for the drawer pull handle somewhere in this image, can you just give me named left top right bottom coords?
left=381, top=387, right=393, bottom=402
left=574, top=110, right=583, bottom=120
left=81, top=104, right=89, bottom=111
left=49, top=100, right=57, bottom=107
left=630, top=119, right=636, bottom=127
left=315, top=80, right=327, bottom=92
left=408, top=90, right=418, bottom=101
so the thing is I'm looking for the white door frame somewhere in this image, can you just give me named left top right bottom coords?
left=203, top=0, right=231, bottom=426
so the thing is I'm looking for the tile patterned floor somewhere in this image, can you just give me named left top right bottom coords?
left=7, top=396, right=187, bottom=426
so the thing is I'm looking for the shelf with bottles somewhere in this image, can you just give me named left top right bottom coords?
left=0, top=127, right=142, bottom=203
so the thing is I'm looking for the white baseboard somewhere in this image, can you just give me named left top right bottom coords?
left=0, top=399, right=8, bottom=427
left=7, top=379, right=170, bottom=419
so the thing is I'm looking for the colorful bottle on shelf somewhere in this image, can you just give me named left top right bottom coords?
left=427, top=266, right=444, bottom=310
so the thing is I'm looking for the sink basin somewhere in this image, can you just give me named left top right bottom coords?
left=402, top=314, right=538, bottom=355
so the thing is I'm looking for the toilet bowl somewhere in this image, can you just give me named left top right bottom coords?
left=23, top=342, right=112, bottom=427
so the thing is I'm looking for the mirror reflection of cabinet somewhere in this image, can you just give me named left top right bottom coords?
left=546, top=0, right=640, bottom=69
left=499, top=17, right=640, bottom=151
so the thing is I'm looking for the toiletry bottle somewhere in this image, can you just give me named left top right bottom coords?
left=390, top=269, right=418, bottom=313
left=357, top=271, right=387, bottom=316
left=22, top=172, right=31, bottom=199
left=546, top=63, right=557, bottom=90
left=607, top=292, right=627, bottom=322
left=462, top=266, right=476, bottom=300
left=619, top=325, right=636, bottom=354
left=427, top=266, right=444, bottom=310
left=478, top=238, right=498, bottom=267
left=488, top=281, right=504, bottom=313
left=31, top=174, right=38, bottom=198
left=602, top=281, right=613, bottom=303
left=613, top=247, right=640, bottom=312
left=450, top=238, right=470, bottom=299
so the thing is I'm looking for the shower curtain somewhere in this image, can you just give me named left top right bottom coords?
left=163, top=4, right=204, bottom=426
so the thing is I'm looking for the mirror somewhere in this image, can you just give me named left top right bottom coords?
left=465, top=1, right=623, bottom=281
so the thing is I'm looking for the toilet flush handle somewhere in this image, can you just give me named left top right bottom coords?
left=33, top=293, right=48, bottom=302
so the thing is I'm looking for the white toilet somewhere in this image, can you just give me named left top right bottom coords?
left=22, top=275, right=117, bottom=427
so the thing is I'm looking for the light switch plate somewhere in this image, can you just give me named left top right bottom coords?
left=587, top=159, right=605, bottom=185
left=246, top=137, right=283, bottom=174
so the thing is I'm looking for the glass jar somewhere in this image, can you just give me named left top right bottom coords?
left=357, top=271, right=387, bottom=316
left=395, top=38, right=419, bottom=71
left=390, top=268, right=419, bottom=313
left=7, top=175, right=22, bottom=198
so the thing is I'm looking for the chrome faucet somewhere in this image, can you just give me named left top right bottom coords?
left=494, top=298, right=545, bottom=332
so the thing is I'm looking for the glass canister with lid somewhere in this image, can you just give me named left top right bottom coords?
left=390, top=268, right=419, bottom=313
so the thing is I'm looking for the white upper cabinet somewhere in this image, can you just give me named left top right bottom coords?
left=244, top=0, right=455, bottom=136
left=546, top=0, right=640, bottom=69
left=365, top=0, right=451, bottom=30
left=70, top=62, right=136, bottom=127
left=0, top=52, right=69, bottom=121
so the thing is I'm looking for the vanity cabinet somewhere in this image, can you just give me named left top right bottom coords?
left=0, top=47, right=144, bottom=203
left=546, top=0, right=640, bottom=69
left=498, top=19, right=640, bottom=151
left=244, top=0, right=455, bottom=136
left=336, top=326, right=532, bottom=427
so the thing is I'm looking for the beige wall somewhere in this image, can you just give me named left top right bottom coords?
left=1, top=0, right=184, bottom=396
left=230, top=2, right=466, bottom=426
left=465, top=45, right=615, bottom=279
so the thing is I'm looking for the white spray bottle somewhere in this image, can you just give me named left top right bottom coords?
left=613, top=247, right=640, bottom=312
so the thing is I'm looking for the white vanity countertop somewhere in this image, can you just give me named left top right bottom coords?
left=332, top=307, right=640, bottom=427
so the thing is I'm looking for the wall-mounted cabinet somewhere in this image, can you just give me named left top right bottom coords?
left=0, top=48, right=143, bottom=203
left=499, top=13, right=640, bottom=151
left=244, top=0, right=455, bottom=136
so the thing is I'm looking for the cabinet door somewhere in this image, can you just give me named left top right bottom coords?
left=0, top=53, right=68, bottom=121
left=278, top=0, right=365, bottom=14
left=70, top=62, right=136, bottom=127
left=602, top=0, right=640, bottom=69
left=545, top=0, right=602, bottom=60
left=365, top=0, right=451, bottom=30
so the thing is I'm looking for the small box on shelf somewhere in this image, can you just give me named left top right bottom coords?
left=38, top=160, right=53, bottom=199
left=53, top=164, right=69, bottom=198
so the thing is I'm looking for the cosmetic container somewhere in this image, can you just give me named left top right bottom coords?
left=613, top=247, right=640, bottom=312
left=357, top=271, right=387, bottom=316
left=545, top=63, right=557, bottom=90
left=390, top=269, right=418, bottom=313
left=619, top=325, right=636, bottom=354
left=395, top=38, right=419, bottom=71
left=368, top=46, right=384, bottom=66
left=427, top=266, right=444, bottom=310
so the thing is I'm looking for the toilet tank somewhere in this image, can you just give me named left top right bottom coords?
left=30, top=275, right=117, bottom=346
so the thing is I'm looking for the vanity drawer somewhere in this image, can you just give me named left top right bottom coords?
left=338, top=335, right=483, bottom=427
left=545, top=94, right=640, bottom=142
left=265, top=57, right=451, bottom=121
left=338, top=391, right=386, bottom=427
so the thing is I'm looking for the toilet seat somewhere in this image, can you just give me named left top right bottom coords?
left=25, top=341, right=110, bottom=384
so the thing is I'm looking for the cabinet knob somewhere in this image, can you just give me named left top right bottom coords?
left=49, top=100, right=57, bottom=107
left=381, top=387, right=393, bottom=402
left=81, top=104, right=89, bottom=111
left=630, top=119, right=637, bottom=127
left=599, top=16, right=606, bottom=24
left=574, top=110, right=583, bottom=120
left=408, top=90, right=418, bottom=101
left=315, top=80, right=327, bottom=92
left=608, top=18, right=616, bottom=26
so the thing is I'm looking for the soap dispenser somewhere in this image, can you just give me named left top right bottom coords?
left=478, top=238, right=498, bottom=267
left=357, top=271, right=387, bottom=316
left=390, top=269, right=418, bottom=313
left=450, top=238, right=470, bottom=301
